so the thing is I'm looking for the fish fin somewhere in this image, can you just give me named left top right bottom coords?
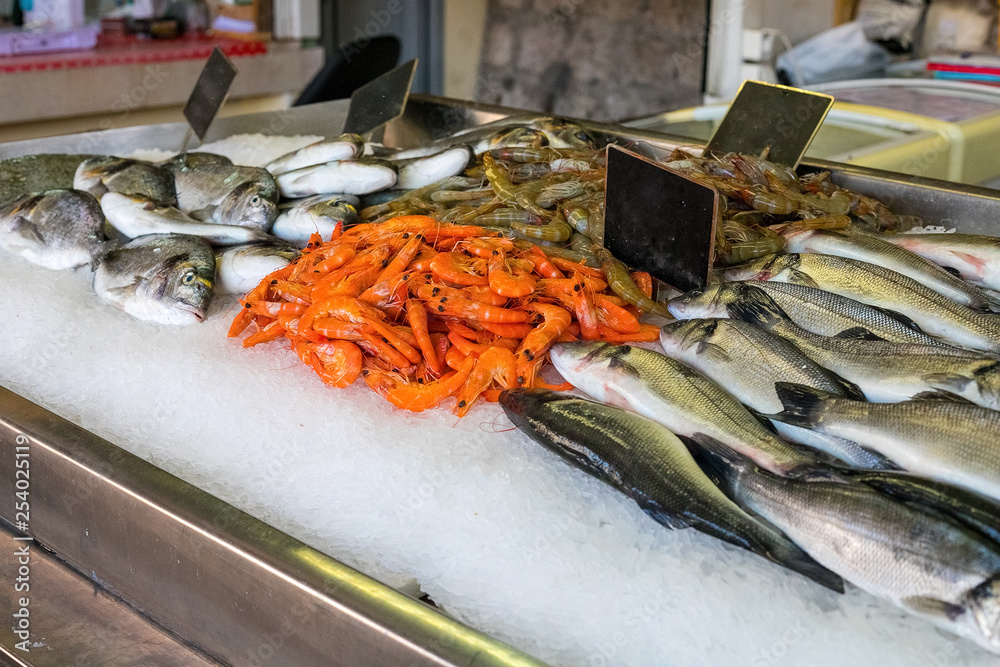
left=785, top=269, right=819, bottom=289
left=725, top=284, right=790, bottom=328
left=902, top=596, right=966, bottom=621
left=7, top=216, right=45, bottom=246
left=869, top=305, right=923, bottom=331
left=785, top=463, right=851, bottom=484
left=746, top=407, right=779, bottom=434
left=637, top=499, right=691, bottom=531
left=686, top=433, right=752, bottom=493
left=696, top=340, right=731, bottom=362
left=922, top=373, right=974, bottom=395
left=833, top=326, right=884, bottom=341
left=188, top=206, right=217, bottom=222
left=910, top=389, right=977, bottom=405
left=831, top=374, right=867, bottom=401
left=940, top=265, right=963, bottom=278
left=770, top=382, right=839, bottom=428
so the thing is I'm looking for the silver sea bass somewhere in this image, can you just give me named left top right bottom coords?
left=771, top=382, right=1000, bottom=504
left=781, top=227, right=998, bottom=310
left=276, top=159, right=397, bottom=198
left=659, top=318, right=892, bottom=469
left=698, top=439, right=1000, bottom=656
left=0, top=189, right=107, bottom=270
left=883, top=232, right=1000, bottom=292
left=724, top=253, right=1000, bottom=353
left=264, top=133, right=364, bottom=176
left=549, top=341, right=818, bottom=474
left=667, top=280, right=942, bottom=346
left=94, top=234, right=215, bottom=325
left=727, top=283, right=1000, bottom=410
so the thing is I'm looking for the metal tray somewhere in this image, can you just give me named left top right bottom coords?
left=3, top=94, right=1000, bottom=667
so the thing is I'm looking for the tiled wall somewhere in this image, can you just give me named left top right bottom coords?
left=476, top=0, right=708, bottom=121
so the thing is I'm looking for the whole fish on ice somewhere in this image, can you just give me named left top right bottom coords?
left=264, top=133, right=364, bottom=176
left=215, top=241, right=299, bottom=295
left=391, top=146, right=473, bottom=190
left=163, top=155, right=278, bottom=230
left=549, top=341, right=819, bottom=474
left=100, top=192, right=270, bottom=246
left=0, top=189, right=107, bottom=270
left=500, top=388, right=843, bottom=592
left=770, top=382, right=1000, bottom=503
left=275, top=159, right=397, bottom=198
left=668, top=280, right=942, bottom=346
left=727, top=283, right=1000, bottom=410
left=696, top=438, right=1000, bottom=656
left=94, top=234, right=215, bottom=325
left=883, top=232, right=1000, bottom=292
left=724, top=253, right=1000, bottom=353
left=73, top=156, right=177, bottom=205
left=658, top=318, right=892, bottom=469
left=781, top=227, right=998, bottom=310
left=271, top=195, right=358, bottom=245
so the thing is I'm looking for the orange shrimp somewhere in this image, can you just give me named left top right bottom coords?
left=273, top=280, right=313, bottom=304
left=447, top=331, right=489, bottom=357
left=299, top=296, right=385, bottom=332
left=359, top=272, right=409, bottom=309
left=249, top=301, right=307, bottom=318
left=358, top=330, right=414, bottom=372
left=430, top=251, right=489, bottom=286
left=527, top=245, right=564, bottom=279
left=312, top=265, right=381, bottom=300
left=362, top=354, right=476, bottom=412
left=480, top=321, right=534, bottom=338
left=311, top=318, right=366, bottom=341
left=364, top=318, right=423, bottom=365
left=454, top=347, right=517, bottom=417
left=407, top=298, right=442, bottom=375
left=415, top=284, right=528, bottom=323
left=229, top=264, right=294, bottom=336
left=456, top=284, right=508, bottom=307
left=242, top=319, right=284, bottom=348
left=550, top=256, right=604, bottom=279
left=295, top=340, right=362, bottom=388
left=595, top=295, right=641, bottom=334
left=297, top=244, right=357, bottom=284
left=515, top=303, right=572, bottom=386
left=597, top=323, right=660, bottom=343
left=630, top=271, right=653, bottom=299
left=488, top=249, right=536, bottom=298
left=573, top=286, right=600, bottom=340
left=444, top=345, right=467, bottom=371
left=376, top=233, right=425, bottom=283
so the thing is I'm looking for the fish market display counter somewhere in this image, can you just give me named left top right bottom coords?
left=4, top=96, right=1000, bottom=667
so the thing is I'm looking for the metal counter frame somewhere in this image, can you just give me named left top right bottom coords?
left=2, top=94, right=1000, bottom=666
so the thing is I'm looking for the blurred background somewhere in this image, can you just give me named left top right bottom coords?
left=4, top=0, right=1000, bottom=185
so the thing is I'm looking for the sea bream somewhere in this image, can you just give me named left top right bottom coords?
left=781, top=227, right=998, bottom=310
left=770, top=382, right=1000, bottom=503
left=100, top=192, right=270, bottom=246
left=882, top=232, right=1000, bottom=292
left=696, top=439, right=1000, bottom=656
left=275, top=159, right=397, bottom=198
left=724, top=253, right=1000, bottom=353
left=0, top=189, right=107, bottom=270
left=271, top=195, right=359, bottom=246
left=549, top=341, right=819, bottom=475
left=93, top=234, right=215, bottom=325
left=73, top=156, right=177, bottom=205
left=726, top=283, right=1000, bottom=410
left=391, top=146, right=473, bottom=190
left=667, top=280, right=942, bottom=346
left=500, top=388, right=843, bottom=592
left=264, top=133, right=364, bottom=176
left=163, top=154, right=278, bottom=230
left=658, top=318, right=893, bottom=469
left=215, top=241, right=299, bottom=295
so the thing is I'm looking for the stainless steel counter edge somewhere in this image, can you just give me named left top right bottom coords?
left=0, top=386, right=547, bottom=667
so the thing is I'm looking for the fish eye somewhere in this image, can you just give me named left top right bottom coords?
left=250, top=195, right=261, bottom=206
left=182, top=271, right=197, bottom=285
left=575, top=131, right=590, bottom=141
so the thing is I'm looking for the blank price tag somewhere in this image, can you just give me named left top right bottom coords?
left=342, top=59, right=418, bottom=136
left=706, top=80, right=833, bottom=168
left=183, top=48, right=238, bottom=142
left=603, top=145, right=719, bottom=293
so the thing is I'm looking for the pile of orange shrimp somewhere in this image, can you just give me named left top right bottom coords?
left=228, top=215, right=659, bottom=415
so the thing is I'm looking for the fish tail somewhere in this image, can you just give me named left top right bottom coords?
left=725, top=284, right=790, bottom=328
left=770, top=382, right=839, bottom=428
left=689, top=435, right=845, bottom=593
